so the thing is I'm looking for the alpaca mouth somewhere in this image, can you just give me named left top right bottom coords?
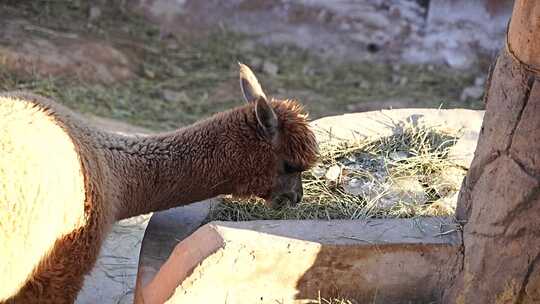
left=268, top=192, right=300, bottom=209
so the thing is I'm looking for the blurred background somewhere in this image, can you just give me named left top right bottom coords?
left=0, top=0, right=512, bottom=131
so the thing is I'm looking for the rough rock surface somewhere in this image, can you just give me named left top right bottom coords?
left=445, top=47, right=540, bottom=304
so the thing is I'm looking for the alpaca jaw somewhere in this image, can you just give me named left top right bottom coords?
left=265, top=171, right=304, bottom=208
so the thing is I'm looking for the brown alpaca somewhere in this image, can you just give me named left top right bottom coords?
left=0, top=64, right=318, bottom=303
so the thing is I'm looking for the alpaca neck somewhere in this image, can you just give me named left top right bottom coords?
left=100, top=112, right=246, bottom=220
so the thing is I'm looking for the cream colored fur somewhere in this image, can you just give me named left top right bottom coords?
left=0, top=92, right=115, bottom=303
left=0, top=97, right=87, bottom=298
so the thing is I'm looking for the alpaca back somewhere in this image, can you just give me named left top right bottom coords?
left=0, top=93, right=111, bottom=302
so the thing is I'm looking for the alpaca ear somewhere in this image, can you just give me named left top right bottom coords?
left=239, top=62, right=267, bottom=103
left=255, top=97, right=278, bottom=134
left=238, top=63, right=277, bottom=134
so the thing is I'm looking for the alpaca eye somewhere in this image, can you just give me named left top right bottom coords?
left=283, top=161, right=302, bottom=174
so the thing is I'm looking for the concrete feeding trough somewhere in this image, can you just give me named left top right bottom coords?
left=134, top=109, right=484, bottom=303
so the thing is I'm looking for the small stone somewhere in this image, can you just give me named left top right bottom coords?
left=171, top=66, right=186, bottom=77
left=346, top=104, right=357, bottom=111
left=359, top=81, right=370, bottom=89
left=345, top=163, right=362, bottom=171
left=446, top=191, right=460, bottom=208
left=239, top=41, right=257, bottom=53
left=162, top=90, right=188, bottom=102
left=474, top=76, right=485, bottom=87
left=89, top=6, right=102, bottom=21
left=443, top=48, right=475, bottom=69
left=460, top=86, right=484, bottom=102
left=350, top=33, right=369, bottom=43
left=348, top=178, right=362, bottom=187
left=434, top=191, right=460, bottom=210
left=388, top=176, right=427, bottom=205
left=361, top=12, right=391, bottom=28
left=389, top=6, right=401, bottom=18
left=263, top=61, right=279, bottom=76
left=340, top=154, right=357, bottom=166
left=371, top=170, right=388, bottom=183
left=325, top=165, right=342, bottom=182
left=302, top=65, right=315, bottom=76
left=317, top=10, right=331, bottom=23
left=311, top=165, right=326, bottom=178
left=144, top=68, right=156, bottom=79
left=166, top=41, right=180, bottom=50
left=431, top=167, right=466, bottom=197
left=448, top=130, right=480, bottom=168
left=377, top=193, right=399, bottom=208
left=399, top=77, right=408, bottom=86
left=249, top=57, right=263, bottom=69
left=389, top=151, right=409, bottom=161
left=70, top=0, right=82, bottom=8
left=339, top=22, right=352, bottom=31
left=343, top=178, right=370, bottom=196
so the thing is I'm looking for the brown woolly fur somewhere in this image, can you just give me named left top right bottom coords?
left=0, top=67, right=317, bottom=302
left=272, top=99, right=318, bottom=171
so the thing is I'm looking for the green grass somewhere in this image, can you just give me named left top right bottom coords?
left=208, top=125, right=465, bottom=222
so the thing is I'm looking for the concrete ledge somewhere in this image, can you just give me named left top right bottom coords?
left=311, top=108, right=484, bottom=140
left=135, top=208, right=460, bottom=304
left=134, top=200, right=215, bottom=303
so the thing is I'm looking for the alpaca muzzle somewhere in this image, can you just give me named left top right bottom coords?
left=269, top=190, right=302, bottom=208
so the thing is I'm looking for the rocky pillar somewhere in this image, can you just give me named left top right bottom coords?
left=445, top=1, right=540, bottom=303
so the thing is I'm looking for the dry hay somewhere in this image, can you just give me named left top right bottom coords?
left=208, top=125, right=466, bottom=222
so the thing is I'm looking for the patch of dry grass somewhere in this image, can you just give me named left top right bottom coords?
left=300, top=291, right=360, bottom=304
left=208, top=125, right=465, bottom=222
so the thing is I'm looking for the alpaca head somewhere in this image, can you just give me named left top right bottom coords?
left=232, top=63, right=318, bottom=208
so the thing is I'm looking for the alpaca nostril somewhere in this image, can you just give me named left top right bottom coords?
left=284, top=192, right=300, bottom=206
left=295, top=191, right=303, bottom=205
left=287, top=192, right=299, bottom=206
left=271, top=192, right=299, bottom=208
left=295, top=174, right=303, bottom=205
left=296, top=185, right=303, bottom=205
